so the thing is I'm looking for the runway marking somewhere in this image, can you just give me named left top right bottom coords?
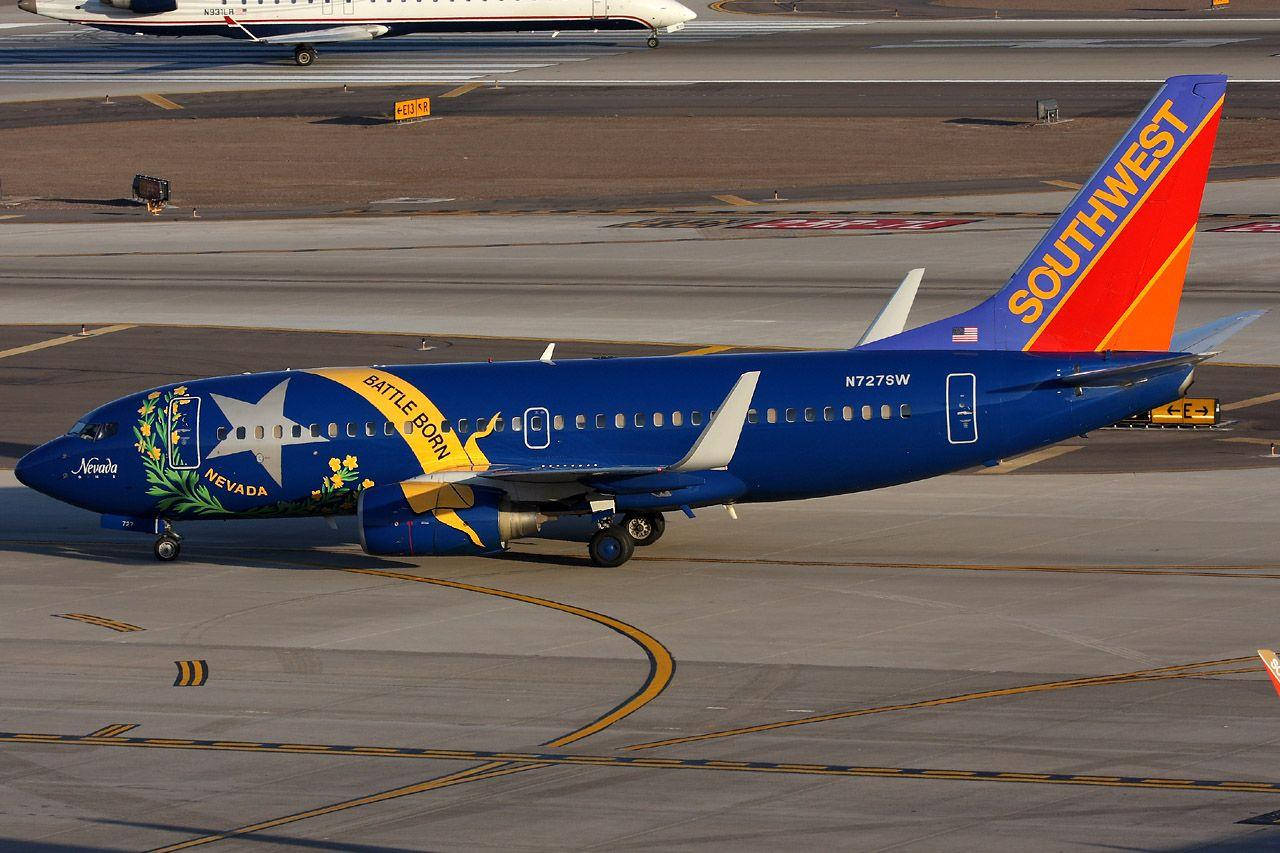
left=6, top=730, right=1280, bottom=797
left=173, top=660, right=209, bottom=687
left=677, top=345, right=736, bottom=356
left=630, top=555, right=1280, bottom=580
left=86, top=723, right=137, bottom=738
left=52, top=612, right=144, bottom=633
left=140, top=93, right=182, bottom=110
left=440, top=82, right=481, bottom=98
left=1042, top=180, right=1083, bottom=190
left=0, top=323, right=135, bottom=361
left=1222, top=391, right=1280, bottom=412
left=625, top=656, right=1257, bottom=752
left=711, top=194, right=758, bottom=207
left=977, top=444, right=1083, bottom=473
left=148, top=566, right=676, bottom=849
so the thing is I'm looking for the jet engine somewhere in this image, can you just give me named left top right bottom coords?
left=98, top=0, right=179, bottom=13
left=358, top=482, right=541, bottom=557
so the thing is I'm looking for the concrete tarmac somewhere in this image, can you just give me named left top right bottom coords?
left=4, top=465, right=1280, bottom=850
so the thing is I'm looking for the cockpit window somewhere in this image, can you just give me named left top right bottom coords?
left=69, top=422, right=117, bottom=441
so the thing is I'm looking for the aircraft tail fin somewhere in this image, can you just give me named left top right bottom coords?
left=1258, top=649, right=1280, bottom=699
left=866, top=74, right=1227, bottom=353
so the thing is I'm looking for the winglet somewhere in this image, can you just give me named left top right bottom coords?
left=1170, top=310, right=1266, bottom=355
left=856, top=268, right=924, bottom=347
left=671, top=371, right=760, bottom=472
left=540, top=343, right=556, bottom=365
left=1258, top=649, right=1280, bottom=699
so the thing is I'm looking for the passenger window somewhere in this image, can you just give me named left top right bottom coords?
left=311, top=424, right=321, bottom=437
left=596, top=414, right=607, bottom=429
left=458, top=418, right=471, bottom=434
left=823, top=406, right=834, bottom=422
left=494, top=418, right=505, bottom=432
left=236, top=426, right=247, bottom=440
left=633, top=412, right=644, bottom=428
left=615, top=414, right=625, bottom=429
left=861, top=406, right=872, bottom=421
left=804, top=407, right=815, bottom=423
left=216, top=427, right=227, bottom=440
left=785, top=408, right=796, bottom=423
left=881, top=404, right=892, bottom=420
left=384, top=422, right=394, bottom=435
left=842, top=405, right=853, bottom=422
left=403, top=421, right=413, bottom=435
left=900, top=403, right=912, bottom=418
left=346, top=423, right=357, bottom=437
left=576, top=414, right=586, bottom=429
left=512, top=416, right=523, bottom=432
left=365, top=422, right=376, bottom=437
left=273, top=425, right=283, bottom=439
left=747, top=409, right=758, bottom=425
left=553, top=415, right=564, bottom=430
left=293, top=425, right=303, bottom=438
left=653, top=412, right=664, bottom=427
left=671, top=411, right=683, bottom=427
left=767, top=408, right=777, bottom=424
left=691, top=411, right=703, bottom=426
left=253, top=425, right=264, bottom=440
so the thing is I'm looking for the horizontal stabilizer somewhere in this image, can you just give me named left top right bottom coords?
left=258, top=24, right=389, bottom=43
left=1038, top=352, right=1208, bottom=389
left=855, top=268, right=924, bottom=347
left=1170, top=310, right=1266, bottom=354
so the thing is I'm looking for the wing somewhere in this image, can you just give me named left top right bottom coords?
left=257, top=24, right=390, bottom=43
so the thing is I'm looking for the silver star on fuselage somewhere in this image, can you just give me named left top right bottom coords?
left=205, top=378, right=325, bottom=487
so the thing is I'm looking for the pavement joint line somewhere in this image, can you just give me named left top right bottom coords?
left=0, top=323, right=135, bottom=360
left=440, top=81, right=481, bottom=98
left=4, top=731, right=1279, bottom=797
left=623, top=658, right=1259, bottom=752
left=977, top=444, right=1084, bottom=473
left=1220, top=437, right=1280, bottom=447
left=139, top=93, right=181, bottom=110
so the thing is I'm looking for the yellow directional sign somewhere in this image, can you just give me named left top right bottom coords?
left=394, top=97, right=431, bottom=121
left=1150, top=397, right=1218, bottom=425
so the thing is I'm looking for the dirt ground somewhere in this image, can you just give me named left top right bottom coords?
left=0, top=115, right=1276, bottom=211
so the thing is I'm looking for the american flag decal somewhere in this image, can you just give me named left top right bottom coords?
left=951, top=326, right=978, bottom=343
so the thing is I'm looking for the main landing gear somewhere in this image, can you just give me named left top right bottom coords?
left=647, top=33, right=660, bottom=48
left=294, top=44, right=318, bottom=67
left=153, top=527, right=182, bottom=562
left=588, top=512, right=665, bottom=567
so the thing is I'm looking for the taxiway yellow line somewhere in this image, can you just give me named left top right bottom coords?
left=677, top=345, right=735, bottom=356
left=440, top=82, right=481, bottom=98
left=1042, top=180, right=1083, bottom=190
left=711, top=194, right=757, bottom=206
left=625, top=657, right=1258, bottom=752
left=1222, top=391, right=1280, bottom=412
left=977, top=444, right=1083, bottom=474
left=140, top=93, right=182, bottom=110
left=0, top=324, right=135, bottom=361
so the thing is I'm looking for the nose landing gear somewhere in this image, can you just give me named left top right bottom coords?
left=646, top=33, right=660, bottom=48
left=154, top=526, right=182, bottom=561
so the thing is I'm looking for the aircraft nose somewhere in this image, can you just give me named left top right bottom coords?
left=14, top=440, right=61, bottom=497
left=17, top=0, right=38, bottom=14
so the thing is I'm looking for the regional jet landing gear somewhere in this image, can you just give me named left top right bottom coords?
left=153, top=526, right=181, bottom=562
left=647, top=33, right=660, bottom=48
left=293, top=44, right=318, bottom=67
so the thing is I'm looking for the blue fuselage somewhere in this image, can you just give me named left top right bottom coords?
left=15, top=348, right=1192, bottom=525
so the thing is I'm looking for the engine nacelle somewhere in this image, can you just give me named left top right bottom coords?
left=358, top=482, right=540, bottom=557
left=99, top=0, right=179, bottom=13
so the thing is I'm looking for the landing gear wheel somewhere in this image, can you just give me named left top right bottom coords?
left=647, top=34, right=659, bottom=48
left=153, top=534, right=181, bottom=562
left=589, top=526, right=635, bottom=568
left=294, top=44, right=317, bottom=67
left=623, top=512, right=665, bottom=547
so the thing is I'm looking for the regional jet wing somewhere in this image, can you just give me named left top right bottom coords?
left=254, top=24, right=390, bottom=43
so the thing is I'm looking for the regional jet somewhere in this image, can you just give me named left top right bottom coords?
left=17, top=75, right=1261, bottom=567
left=16, top=0, right=696, bottom=65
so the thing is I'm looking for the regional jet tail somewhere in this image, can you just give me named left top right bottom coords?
left=15, top=75, right=1264, bottom=568
left=16, top=0, right=696, bottom=66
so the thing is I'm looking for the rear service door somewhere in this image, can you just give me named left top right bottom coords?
left=946, top=373, right=978, bottom=444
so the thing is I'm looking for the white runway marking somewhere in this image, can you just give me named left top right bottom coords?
left=0, top=20, right=852, bottom=83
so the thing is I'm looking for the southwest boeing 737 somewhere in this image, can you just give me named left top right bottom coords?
left=16, top=0, right=695, bottom=65
left=15, top=75, right=1262, bottom=567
